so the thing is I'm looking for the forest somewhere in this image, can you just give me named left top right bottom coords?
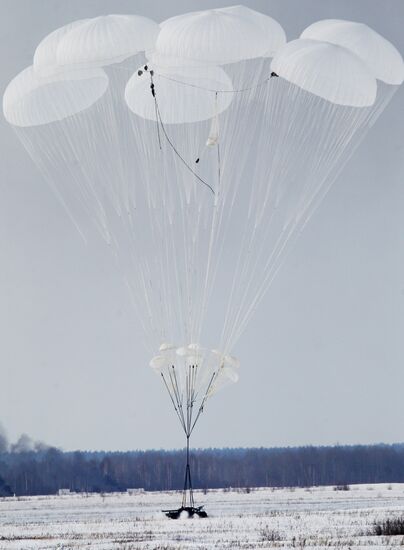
left=1, top=440, right=404, bottom=496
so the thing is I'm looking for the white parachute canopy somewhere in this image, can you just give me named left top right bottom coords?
left=3, top=65, right=108, bottom=127
left=207, top=5, right=286, bottom=57
left=33, top=19, right=89, bottom=77
left=3, top=8, right=403, bottom=427
left=125, top=64, right=233, bottom=124
left=301, top=19, right=404, bottom=85
left=156, top=6, right=285, bottom=65
left=35, top=14, right=159, bottom=72
left=271, top=39, right=377, bottom=107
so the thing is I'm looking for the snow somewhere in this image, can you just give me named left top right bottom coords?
left=1, top=484, right=404, bottom=548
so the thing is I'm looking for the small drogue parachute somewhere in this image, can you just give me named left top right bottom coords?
left=150, top=344, right=239, bottom=435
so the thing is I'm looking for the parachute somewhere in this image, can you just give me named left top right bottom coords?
left=3, top=5, right=403, bottom=515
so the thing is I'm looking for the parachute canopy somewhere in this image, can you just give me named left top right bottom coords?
left=207, top=5, right=286, bottom=57
left=271, top=39, right=377, bottom=107
left=156, top=7, right=285, bottom=65
left=33, top=19, right=89, bottom=77
left=2, top=65, right=108, bottom=127
left=301, top=19, right=404, bottom=85
left=125, top=64, right=233, bottom=123
left=35, top=14, right=159, bottom=72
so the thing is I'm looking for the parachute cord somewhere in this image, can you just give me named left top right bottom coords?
left=161, top=372, right=187, bottom=434
left=189, top=371, right=217, bottom=436
left=147, top=71, right=215, bottom=196
left=149, top=72, right=162, bottom=150
left=156, top=72, right=278, bottom=94
left=217, top=141, right=221, bottom=203
left=215, top=93, right=221, bottom=197
left=155, top=101, right=215, bottom=196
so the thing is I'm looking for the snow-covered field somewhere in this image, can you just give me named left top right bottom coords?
left=1, top=484, right=404, bottom=549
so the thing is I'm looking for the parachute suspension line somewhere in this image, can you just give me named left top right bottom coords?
left=213, top=92, right=222, bottom=197
left=220, top=82, right=397, bottom=352
left=190, top=371, right=216, bottom=436
left=15, top=129, right=88, bottom=245
left=192, top=91, right=223, bottom=338
left=220, top=88, right=333, bottom=349
left=155, top=100, right=216, bottom=195
left=13, top=54, right=398, bottom=385
left=170, top=366, right=187, bottom=430
left=221, top=81, right=308, bottom=348
left=182, top=362, right=203, bottom=508
left=196, top=67, right=269, bottom=345
left=217, top=139, right=221, bottom=196
left=157, top=357, right=218, bottom=508
left=149, top=70, right=162, bottom=151
left=297, top=84, right=398, bottom=236
left=156, top=70, right=277, bottom=94
left=125, top=89, right=178, bottom=344
left=216, top=69, right=279, bottom=351
left=119, top=58, right=285, bottom=351
left=144, top=69, right=215, bottom=196
left=221, top=79, right=306, bottom=350
left=161, top=372, right=186, bottom=433
left=186, top=365, right=194, bottom=435
left=160, top=360, right=205, bottom=508
left=182, top=434, right=194, bottom=508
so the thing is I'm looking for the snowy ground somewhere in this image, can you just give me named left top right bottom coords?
left=1, top=484, right=404, bottom=549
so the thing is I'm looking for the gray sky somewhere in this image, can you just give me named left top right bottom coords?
left=0, top=0, right=403, bottom=452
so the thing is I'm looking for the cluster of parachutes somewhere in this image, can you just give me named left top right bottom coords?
left=4, top=9, right=403, bottom=126
left=3, top=7, right=403, bottom=426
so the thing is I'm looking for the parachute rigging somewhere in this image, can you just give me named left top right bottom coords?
left=3, top=5, right=403, bottom=516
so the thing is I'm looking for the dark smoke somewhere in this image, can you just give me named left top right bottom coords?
left=10, top=433, right=52, bottom=453
left=0, top=422, right=8, bottom=453
left=0, top=424, right=53, bottom=454
left=10, top=433, right=34, bottom=453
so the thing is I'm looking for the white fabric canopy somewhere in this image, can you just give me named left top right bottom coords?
left=156, top=7, right=284, bottom=65
left=3, top=65, right=108, bottom=127
left=55, top=15, right=159, bottom=68
left=271, top=39, right=377, bottom=107
left=217, top=5, right=286, bottom=57
left=125, top=64, right=233, bottom=124
left=301, top=19, right=404, bottom=85
left=33, top=19, right=89, bottom=76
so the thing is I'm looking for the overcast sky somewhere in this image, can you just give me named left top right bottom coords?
left=0, top=0, right=403, bottom=452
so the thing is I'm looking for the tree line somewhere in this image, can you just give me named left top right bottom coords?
left=1, top=443, right=404, bottom=496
